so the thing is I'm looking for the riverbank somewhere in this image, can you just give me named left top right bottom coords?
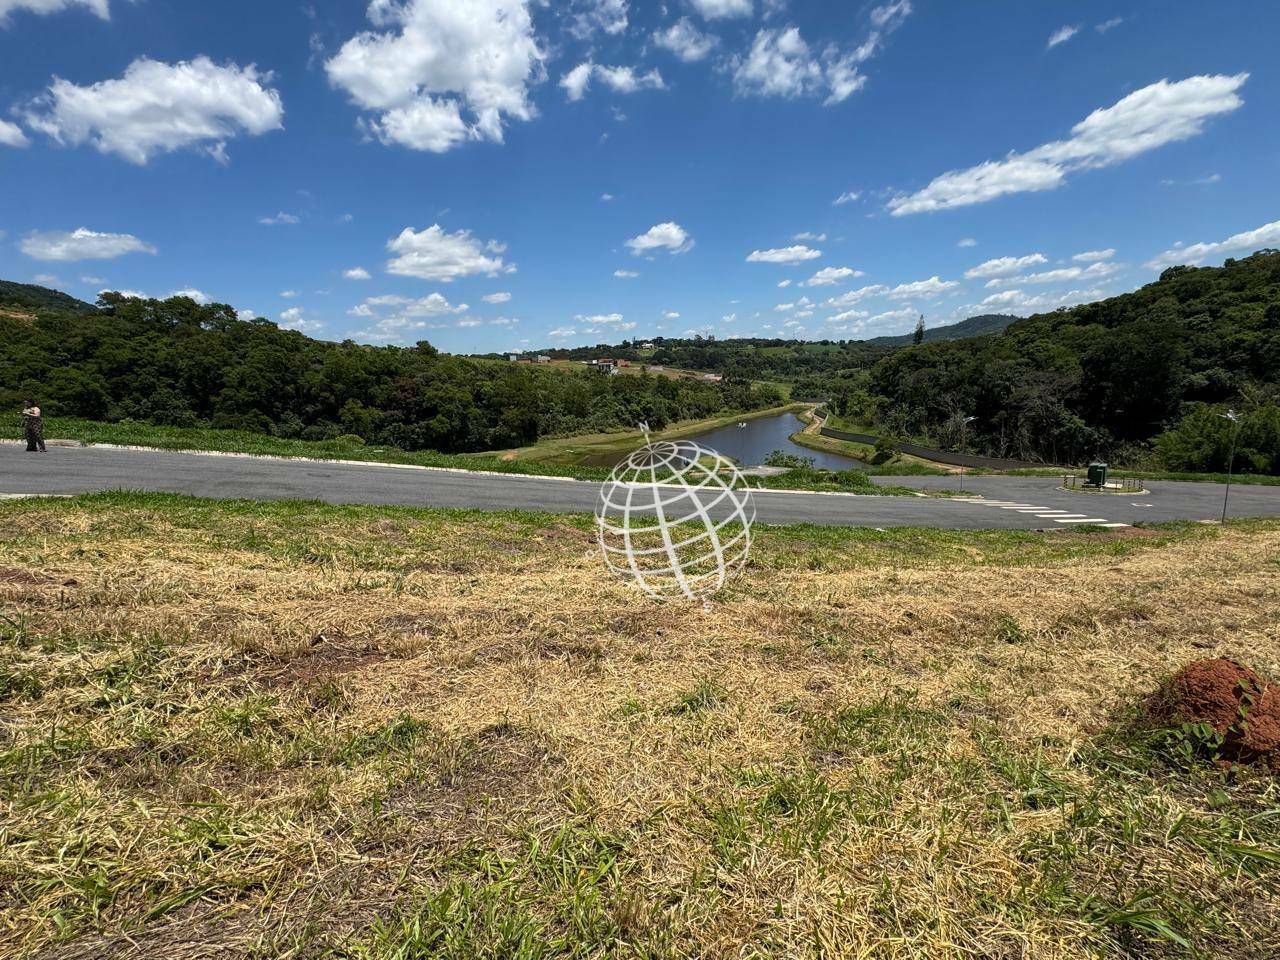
left=487, top=402, right=810, bottom=467
left=790, top=410, right=951, bottom=476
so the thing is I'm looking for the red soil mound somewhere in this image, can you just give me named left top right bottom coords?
left=1147, top=658, right=1280, bottom=769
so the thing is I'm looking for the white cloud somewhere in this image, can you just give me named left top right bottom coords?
left=21, top=227, right=155, bottom=262
left=385, top=224, right=511, bottom=281
left=237, top=309, right=257, bottom=321
left=977, top=287, right=1107, bottom=314
left=482, top=291, right=512, bottom=304
left=653, top=18, right=718, bottom=62
left=456, top=318, right=483, bottom=327
left=0, top=0, right=108, bottom=24
left=802, top=266, right=864, bottom=286
left=279, top=306, right=322, bottom=332
left=343, top=267, right=371, bottom=280
left=80, top=275, right=103, bottom=284
left=957, top=237, right=977, bottom=248
left=170, top=288, right=211, bottom=304
left=777, top=279, right=792, bottom=288
left=985, top=262, right=1119, bottom=288
left=732, top=4, right=910, bottom=107
left=0, top=118, right=29, bottom=147
left=569, top=0, right=627, bottom=39
left=325, top=0, right=541, bottom=153
left=614, top=268, right=639, bottom=278
left=866, top=307, right=917, bottom=326
left=348, top=292, right=469, bottom=339
left=823, top=284, right=888, bottom=308
left=33, top=273, right=58, bottom=284
left=889, top=74, right=1248, bottom=215
left=1072, top=248, right=1115, bottom=262
left=1145, top=219, right=1280, bottom=270
left=1047, top=25, right=1079, bottom=49
left=833, top=191, right=860, bottom=205
left=548, top=326, right=576, bottom=338
left=1096, top=17, right=1123, bottom=34
left=746, top=244, right=821, bottom=264
left=626, top=221, right=693, bottom=256
left=259, top=212, right=299, bottom=226
left=793, top=232, right=826, bottom=242
left=25, top=57, right=283, bottom=164
left=828, top=308, right=869, bottom=322
left=688, top=0, right=751, bottom=19
left=663, top=310, right=680, bottom=319
left=964, top=253, right=1047, bottom=278
left=887, top=276, right=958, bottom=299
left=561, top=62, right=665, bottom=101
left=600, top=192, right=615, bottom=201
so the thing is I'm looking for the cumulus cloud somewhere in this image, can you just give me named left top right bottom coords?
left=0, top=118, right=29, bottom=147
left=569, top=0, right=627, bottom=39
left=1096, top=17, right=1124, bottom=33
left=614, top=268, right=639, bottom=278
left=732, top=3, right=910, bottom=106
left=325, top=0, right=541, bottom=153
left=259, top=212, right=299, bottom=226
left=964, top=253, right=1047, bottom=278
left=746, top=244, right=820, bottom=264
left=548, top=327, right=576, bottom=338
left=957, top=237, right=977, bottom=247
left=170, top=288, right=211, bottom=304
left=1072, top=248, right=1115, bottom=262
left=1047, top=25, right=1079, bottom=49
left=688, top=0, right=751, bottom=19
left=482, top=291, right=512, bottom=304
left=653, top=18, right=718, bottom=62
left=24, top=57, right=283, bottom=164
left=889, top=73, right=1248, bottom=215
left=833, top=191, right=860, bottom=205
left=343, top=266, right=371, bottom=280
left=802, top=266, right=864, bottom=286
left=560, top=62, right=665, bottom=101
left=977, top=287, right=1108, bottom=314
left=348, top=292, right=469, bottom=340
left=793, top=231, right=826, bottom=241
left=984, top=261, right=1119, bottom=288
left=21, top=227, right=155, bottom=261
left=385, top=224, right=512, bottom=281
left=626, top=221, right=693, bottom=256
left=279, top=306, right=322, bottom=332
left=823, top=284, right=888, bottom=308
left=887, top=276, right=958, bottom=299
left=0, top=0, right=108, bottom=23
left=1145, top=219, right=1280, bottom=270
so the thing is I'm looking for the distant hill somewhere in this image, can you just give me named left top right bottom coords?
left=0, top=280, right=98, bottom=316
left=862, top=313, right=1017, bottom=348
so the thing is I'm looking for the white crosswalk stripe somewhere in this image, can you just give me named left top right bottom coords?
left=955, top=496, right=1129, bottom=528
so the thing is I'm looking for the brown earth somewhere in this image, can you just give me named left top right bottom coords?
left=1147, top=657, right=1280, bottom=768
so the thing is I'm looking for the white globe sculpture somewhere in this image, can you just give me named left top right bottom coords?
left=596, top=436, right=755, bottom=602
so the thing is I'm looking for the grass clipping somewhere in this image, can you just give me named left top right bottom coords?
left=1, top=493, right=1279, bottom=959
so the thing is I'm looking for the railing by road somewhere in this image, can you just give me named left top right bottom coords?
left=818, top=426, right=1067, bottom=471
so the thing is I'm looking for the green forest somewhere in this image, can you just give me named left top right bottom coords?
left=0, top=285, right=782, bottom=453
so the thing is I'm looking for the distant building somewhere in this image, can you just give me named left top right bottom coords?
left=535, top=355, right=550, bottom=363
left=640, top=341, right=655, bottom=350
left=593, top=360, right=620, bottom=375
left=507, top=353, right=520, bottom=362
left=703, top=373, right=723, bottom=382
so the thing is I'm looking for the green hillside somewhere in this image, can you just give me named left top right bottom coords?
left=0, top=280, right=97, bottom=316
left=864, top=251, right=1280, bottom=470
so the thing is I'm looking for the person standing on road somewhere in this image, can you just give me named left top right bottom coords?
left=22, top=400, right=46, bottom=453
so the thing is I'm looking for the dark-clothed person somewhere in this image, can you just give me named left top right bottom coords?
left=22, top=401, right=46, bottom=453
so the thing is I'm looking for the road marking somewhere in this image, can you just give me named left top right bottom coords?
left=950, top=496, right=1129, bottom=528
left=1054, top=517, right=1109, bottom=524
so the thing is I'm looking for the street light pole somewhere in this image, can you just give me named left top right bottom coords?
left=1219, top=409, right=1241, bottom=524
left=959, top=415, right=977, bottom=493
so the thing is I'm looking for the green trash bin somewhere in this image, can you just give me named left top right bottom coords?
left=1087, top=462, right=1108, bottom=487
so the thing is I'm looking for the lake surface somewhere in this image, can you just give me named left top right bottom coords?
left=618, top=412, right=862, bottom=470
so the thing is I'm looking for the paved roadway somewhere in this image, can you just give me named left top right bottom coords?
left=3, top=443, right=1279, bottom=529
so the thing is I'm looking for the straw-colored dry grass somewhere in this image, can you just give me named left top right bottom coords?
left=1, top=493, right=1278, bottom=960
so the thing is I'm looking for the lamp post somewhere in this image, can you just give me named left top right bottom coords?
left=959, top=415, right=977, bottom=493
left=1218, top=409, right=1241, bottom=524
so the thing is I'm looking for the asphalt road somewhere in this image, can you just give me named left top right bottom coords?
left=3, top=443, right=1279, bottom=529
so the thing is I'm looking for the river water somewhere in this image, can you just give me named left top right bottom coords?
left=687, top=412, right=866, bottom=470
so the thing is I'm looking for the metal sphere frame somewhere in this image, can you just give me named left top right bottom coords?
left=595, top=437, right=755, bottom=602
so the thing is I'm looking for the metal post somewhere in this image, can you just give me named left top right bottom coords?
left=1219, top=409, right=1240, bottom=524
left=959, top=415, right=976, bottom=494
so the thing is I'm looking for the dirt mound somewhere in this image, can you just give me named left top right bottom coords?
left=1146, top=658, right=1280, bottom=769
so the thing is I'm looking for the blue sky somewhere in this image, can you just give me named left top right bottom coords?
left=1, top=0, right=1277, bottom=354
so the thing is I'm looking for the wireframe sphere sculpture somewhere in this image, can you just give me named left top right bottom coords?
left=596, top=437, right=755, bottom=602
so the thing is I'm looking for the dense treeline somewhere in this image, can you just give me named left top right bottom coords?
left=524, top=314, right=1017, bottom=388
left=863, top=251, right=1280, bottom=470
left=0, top=292, right=782, bottom=452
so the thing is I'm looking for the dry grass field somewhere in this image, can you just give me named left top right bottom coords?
left=1, top=493, right=1279, bottom=959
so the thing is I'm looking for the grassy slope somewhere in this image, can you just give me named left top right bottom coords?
left=2, top=493, right=1279, bottom=958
